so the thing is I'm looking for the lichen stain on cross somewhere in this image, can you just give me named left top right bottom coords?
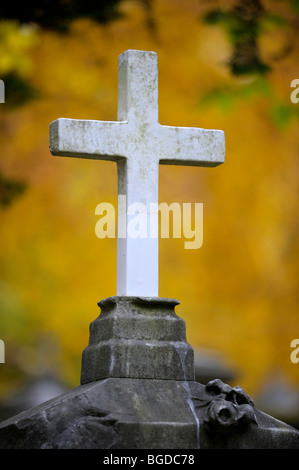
left=49, top=49, right=225, bottom=297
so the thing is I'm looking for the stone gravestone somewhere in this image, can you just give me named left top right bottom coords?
left=0, top=50, right=298, bottom=450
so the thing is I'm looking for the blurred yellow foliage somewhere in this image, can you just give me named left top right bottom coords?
left=0, top=0, right=298, bottom=401
left=0, top=21, right=38, bottom=76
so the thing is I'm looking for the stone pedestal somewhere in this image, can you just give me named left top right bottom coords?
left=81, top=297, right=194, bottom=383
left=0, top=297, right=298, bottom=449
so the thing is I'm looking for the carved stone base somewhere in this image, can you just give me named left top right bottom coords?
left=0, top=297, right=298, bottom=449
left=81, top=296, right=194, bottom=384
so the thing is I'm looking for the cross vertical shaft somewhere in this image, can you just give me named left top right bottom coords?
left=117, top=51, right=159, bottom=296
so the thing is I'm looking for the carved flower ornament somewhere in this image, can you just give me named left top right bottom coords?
left=201, top=379, right=257, bottom=434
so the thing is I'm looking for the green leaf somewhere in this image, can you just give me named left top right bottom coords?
left=3, top=72, right=38, bottom=108
left=291, top=0, right=299, bottom=13
left=203, top=10, right=228, bottom=25
left=270, top=103, right=293, bottom=129
left=0, top=172, right=27, bottom=208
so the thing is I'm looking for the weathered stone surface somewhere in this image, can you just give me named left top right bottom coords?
left=1, top=294, right=299, bottom=449
left=1, top=297, right=298, bottom=448
left=0, top=377, right=298, bottom=449
left=1, top=297, right=299, bottom=449
left=81, top=296, right=194, bottom=384
left=0, top=379, right=199, bottom=449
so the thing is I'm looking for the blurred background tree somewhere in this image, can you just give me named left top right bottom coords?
left=201, top=0, right=299, bottom=126
left=0, top=0, right=123, bottom=31
left=0, top=0, right=298, bottom=425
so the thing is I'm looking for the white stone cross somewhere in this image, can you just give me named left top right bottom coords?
left=49, top=49, right=225, bottom=297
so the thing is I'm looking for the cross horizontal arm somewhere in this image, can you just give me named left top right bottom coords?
left=158, top=125, right=225, bottom=167
left=49, top=118, right=128, bottom=161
